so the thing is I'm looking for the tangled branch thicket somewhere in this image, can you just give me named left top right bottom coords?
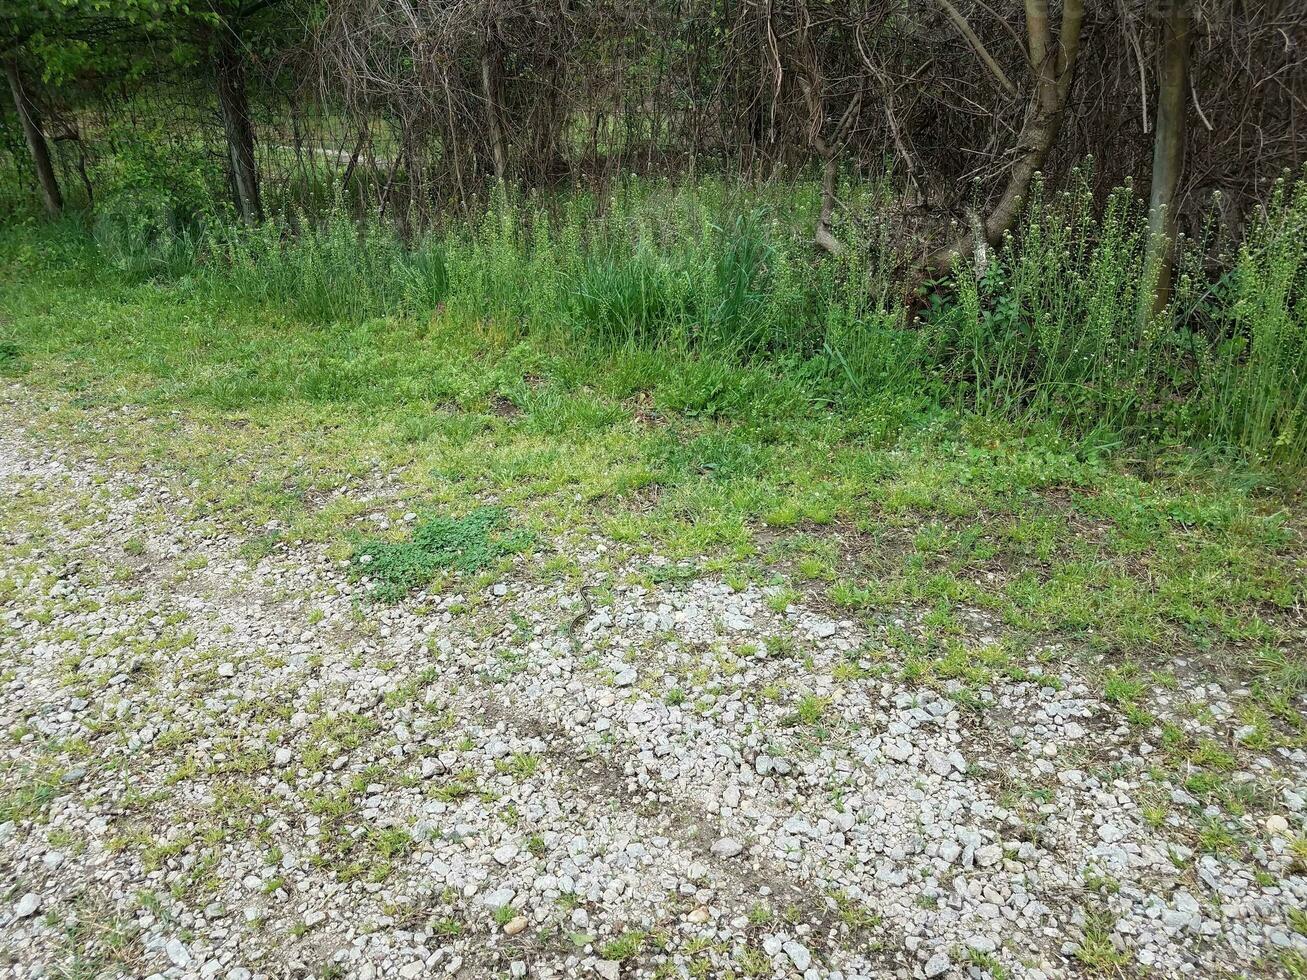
left=345, top=0, right=1303, bottom=222
left=8, top=1, right=1303, bottom=236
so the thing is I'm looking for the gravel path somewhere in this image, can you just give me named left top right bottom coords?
left=2, top=389, right=1305, bottom=979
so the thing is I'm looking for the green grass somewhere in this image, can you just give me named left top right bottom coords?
left=600, top=930, right=646, bottom=961
left=12, top=168, right=1307, bottom=463
left=1073, top=909, right=1133, bottom=973
left=0, top=193, right=1303, bottom=709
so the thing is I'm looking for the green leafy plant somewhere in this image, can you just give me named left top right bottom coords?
left=354, top=507, right=533, bottom=600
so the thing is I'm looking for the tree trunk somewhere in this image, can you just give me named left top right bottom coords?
left=340, top=123, right=368, bottom=193
left=815, top=155, right=841, bottom=255
left=4, top=57, right=63, bottom=217
left=1146, top=0, right=1190, bottom=317
left=214, top=28, right=262, bottom=223
left=793, top=3, right=861, bottom=258
left=929, top=0, right=1083, bottom=273
left=480, top=36, right=508, bottom=180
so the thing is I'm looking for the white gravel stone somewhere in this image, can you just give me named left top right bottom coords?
left=165, top=938, right=190, bottom=968
left=783, top=940, right=812, bottom=972
left=710, top=837, right=744, bottom=858
left=923, top=951, right=951, bottom=977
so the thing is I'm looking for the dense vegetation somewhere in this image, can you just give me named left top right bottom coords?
left=5, top=172, right=1304, bottom=469
left=1, top=0, right=1305, bottom=469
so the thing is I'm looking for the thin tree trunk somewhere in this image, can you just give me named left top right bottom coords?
left=4, top=57, right=63, bottom=217
left=480, top=36, right=508, bottom=180
left=376, top=130, right=404, bottom=220
left=1146, top=0, right=1190, bottom=317
left=69, top=134, right=94, bottom=208
left=440, top=70, right=471, bottom=221
left=214, top=28, right=263, bottom=223
left=929, top=0, right=1084, bottom=273
left=340, top=123, right=367, bottom=193
left=794, top=9, right=860, bottom=258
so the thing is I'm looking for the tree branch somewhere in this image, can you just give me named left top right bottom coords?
left=933, top=0, right=1016, bottom=97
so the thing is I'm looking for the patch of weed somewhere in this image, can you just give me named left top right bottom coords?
left=354, top=507, right=533, bottom=600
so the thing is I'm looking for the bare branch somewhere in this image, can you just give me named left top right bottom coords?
left=933, top=0, right=1017, bottom=96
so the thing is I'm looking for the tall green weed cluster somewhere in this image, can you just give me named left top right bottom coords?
left=927, top=178, right=1168, bottom=438
left=208, top=212, right=446, bottom=324
left=926, top=171, right=1307, bottom=465
left=1186, top=178, right=1307, bottom=465
left=176, top=179, right=921, bottom=397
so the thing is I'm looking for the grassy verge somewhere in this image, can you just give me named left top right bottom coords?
left=72, top=171, right=1307, bottom=464
left=1, top=210, right=1304, bottom=722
